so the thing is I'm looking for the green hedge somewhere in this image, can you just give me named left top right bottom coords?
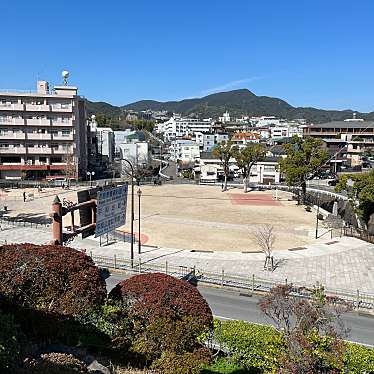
left=214, top=319, right=374, bottom=374
left=344, top=342, right=374, bottom=374
left=214, top=320, right=284, bottom=372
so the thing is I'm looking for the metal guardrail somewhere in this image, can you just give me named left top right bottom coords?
left=90, top=254, right=374, bottom=311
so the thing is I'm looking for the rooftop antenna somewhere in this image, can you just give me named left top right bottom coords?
left=62, top=70, right=69, bottom=86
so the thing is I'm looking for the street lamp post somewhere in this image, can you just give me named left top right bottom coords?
left=315, top=194, right=320, bottom=239
left=86, top=171, right=95, bottom=188
left=137, top=188, right=142, bottom=254
left=122, top=159, right=135, bottom=267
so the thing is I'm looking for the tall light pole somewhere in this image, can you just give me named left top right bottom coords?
left=86, top=171, right=95, bottom=188
left=315, top=193, right=320, bottom=239
left=122, top=159, right=135, bottom=267
left=137, top=188, right=142, bottom=254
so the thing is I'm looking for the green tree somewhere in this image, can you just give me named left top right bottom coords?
left=233, top=143, right=266, bottom=192
left=335, top=170, right=374, bottom=224
left=213, top=140, right=234, bottom=192
left=279, top=137, right=329, bottom=204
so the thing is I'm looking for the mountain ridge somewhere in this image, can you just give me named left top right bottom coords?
left=87, top=89, right=374, bottom=123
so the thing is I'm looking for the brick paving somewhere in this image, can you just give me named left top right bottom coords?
left=1, top=223, right=373, bottom=294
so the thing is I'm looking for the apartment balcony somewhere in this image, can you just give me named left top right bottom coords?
left=50, top=105, right=73, bottom=112
left=26, top=133, right=52, bottom=140
left=25, top=104, right=50, bottom=112
left=0, top=133, right=25, bottom=140
left=27, top=147, right=52, bottom=154
left=52, top=134, right=74, bottom=141
left=0, top=146, right=27, bottom=154
left=0, top=103, right=24, bottom=111
left=26, top=119, right=51, bottom=126
left=51, top=120, right=73, bottom=127
left=0, top=118, right=24, bottom=126
left=52, top=147, right=74, bottom=155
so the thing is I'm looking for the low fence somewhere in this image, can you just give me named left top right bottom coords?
left=0, top=216, right=51, bottom=231
left=90, top=253, right=374, bottom=311
left=343, top=227, right=374, bottom=244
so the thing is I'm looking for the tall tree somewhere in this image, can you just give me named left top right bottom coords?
left=279, top=137, right=329, bottom=204
left=213, top=140, right=234, bottom=191
left=335, top=170, right=374, bottom=224
left=233, top=143, right=266, bottom=192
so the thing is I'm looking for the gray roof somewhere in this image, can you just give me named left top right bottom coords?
left=308, top=121, right=374, bottom=129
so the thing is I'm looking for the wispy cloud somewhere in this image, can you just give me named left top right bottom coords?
left=200, top=76, right=264, bottom=96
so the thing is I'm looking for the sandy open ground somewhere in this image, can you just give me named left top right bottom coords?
left=1, top=184, right=320, bottom=252
left=119, top=184, right=318, bottom=252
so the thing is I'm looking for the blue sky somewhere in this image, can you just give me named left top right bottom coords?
left=1, top=0, right=374, bottom=112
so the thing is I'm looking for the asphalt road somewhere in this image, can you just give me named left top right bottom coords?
left=106, top=273, right=374, bottom=347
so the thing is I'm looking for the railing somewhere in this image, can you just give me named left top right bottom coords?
left=344, top=227, right=374, bottom=244
left=90, top=253, right=374, bottom=311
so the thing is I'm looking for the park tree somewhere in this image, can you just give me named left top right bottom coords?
left=213, top=140, right=234, bottom=191
left=233, top=143, right=266, bottom=192
left=252, top=224, right=276, bottom=271
left=335, top=169, right=374, bottom=225
left=109, top=273, right=213, bottom=373
left=258, top=284, right=352, bottom=373
left=279, top=137, right=329, bottom=204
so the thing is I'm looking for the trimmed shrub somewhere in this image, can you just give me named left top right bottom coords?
left=109, top=273, right=213, bottom=372
left=214, top=319, right=374, bottom=374
left=214, top=320, right=284, bottom=372
left=16, top=353, right=87, bottom=374
left=0, top=243, right=106, bottom=316
left=0, top=310, right=22, bottom=372
left=344, top=342, right=374, bottom=374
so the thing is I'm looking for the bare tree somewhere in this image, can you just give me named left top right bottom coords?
left=252, top=224, right=275, bottom=270
left=258, top=284, right=352, bottom=373
left=63, top=153, right=76, bottom=188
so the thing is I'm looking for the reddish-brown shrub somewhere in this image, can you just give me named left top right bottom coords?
left=109, top=273, right=213, bottom=370
left=16, top=353, right=88, bottom=374
left=0, top=243, right=106, bottom=316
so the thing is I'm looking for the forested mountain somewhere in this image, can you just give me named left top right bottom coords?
left=87, top=89, right=374, bottom=123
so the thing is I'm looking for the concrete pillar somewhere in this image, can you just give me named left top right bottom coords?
left=51, top=195, right=63, bottom=245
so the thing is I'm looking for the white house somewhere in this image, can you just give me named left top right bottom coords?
left=197, top=153, right=280, bottom=184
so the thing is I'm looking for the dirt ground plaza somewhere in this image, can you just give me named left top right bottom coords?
left=1, top=184, right=321, bottom=252
left=119, top=184, right=319, bottom=252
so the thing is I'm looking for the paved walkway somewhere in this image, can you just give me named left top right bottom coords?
left=1, top=224, right=373, bottom=293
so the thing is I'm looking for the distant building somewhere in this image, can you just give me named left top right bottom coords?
left=169, top=140, right=200, bottom=162
left=195, top=132, right=229, bottom=152
left=156, top=117, right=212, bottom=141
left=304, top=119, right=374, bottom=169
left=118, top=142, right=149, bottom=166
left=218, top=111, right=231, bottom=123
left=231, top=131, right=261, bottom=147
left=96, top=127, right=115, bottom=163
left=0, top=78, right=87, bottom=180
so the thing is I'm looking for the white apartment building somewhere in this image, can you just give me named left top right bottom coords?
left=169, top=140, right=200, bottom=163
left=270, top=125, right=303, bottom=140
left=118, top=142, right=149, bottom=166
left=195, top=132, right=229, bottom=152
left=156, top=117, right=212, bottom=141
left=0, top=79, right=87, bottom=180
left=96, top=127, right=115, bottom=163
